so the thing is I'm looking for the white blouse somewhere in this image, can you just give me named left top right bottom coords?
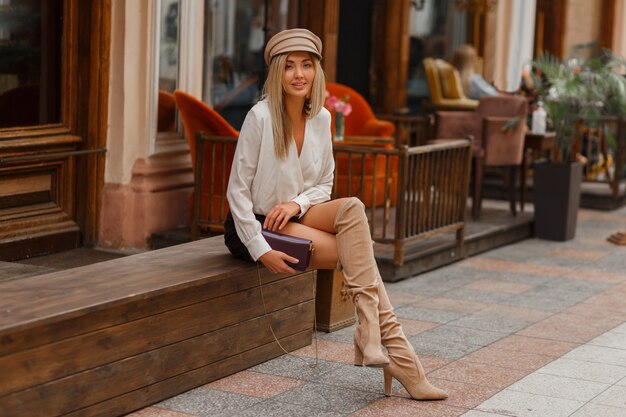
left=226, top=100, right=335, bottom=261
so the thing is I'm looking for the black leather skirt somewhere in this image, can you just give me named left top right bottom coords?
left=223, top=211, right=265, bottom=262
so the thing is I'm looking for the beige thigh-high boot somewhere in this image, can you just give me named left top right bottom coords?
left=377, top=280, right=448, bottom=400
left=334, top=198, right=389, bottom=368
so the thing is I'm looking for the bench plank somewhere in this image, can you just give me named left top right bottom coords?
left=0, top=239, right=291, bottom=355
left=0, top=237, right=315, bottom=417
left=0, top=273, right=314, bottom=394
left=1, top=302, right=313, bottom=416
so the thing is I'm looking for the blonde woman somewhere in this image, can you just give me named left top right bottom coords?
left=225, top=28, right=447, bottom=401
left=452, top=44, right=498, bottom=99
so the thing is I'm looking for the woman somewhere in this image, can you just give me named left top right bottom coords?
left=225, top=28, right=447, bottom=401
left=452, top=44, right=498, bottom=100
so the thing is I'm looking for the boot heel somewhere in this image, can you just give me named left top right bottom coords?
left=354, top=344, right=364, bottom=366
left=384, top=368, right=392, bottom=396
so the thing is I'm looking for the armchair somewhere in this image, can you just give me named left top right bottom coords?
left=434, top=95, right=529, bottom=217
left=423, top=58, right=478, bottom=111
left=325, top=82, right=395, bottom=137
left=325, top=82, right=397, bottom=207
left=173, top=90, right=239, bottom=233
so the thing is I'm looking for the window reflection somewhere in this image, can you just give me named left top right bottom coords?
left=205, top=0, right=263, bottom=130
left=407, top=0, right=467, bottom=114
left=157, top=0, right=180, bottom=133
left=0, top=0, right=62, bottom=129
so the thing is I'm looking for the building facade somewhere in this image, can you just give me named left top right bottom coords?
left=1, top=0, right=625, bottom=259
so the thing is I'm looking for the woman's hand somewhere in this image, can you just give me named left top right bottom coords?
left=258, top=250, right=298, bottom=273
left=263, top=201, right=300, bottom=231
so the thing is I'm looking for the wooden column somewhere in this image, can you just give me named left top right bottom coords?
left=600, top=0, right=616, bottom=50
left=372, top=0, right=410, bottom=114
left=535, top=0, right=567, bottom=58
left=298, top=0, right=339, bottom=81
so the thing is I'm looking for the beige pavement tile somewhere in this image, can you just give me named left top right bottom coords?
left=617, top=377, right=626, bottom=386
left=564, top=302, right=626, bottom=320
left=126, top=408, right=197, bottom=417
left=589, top=330, right=626, bottom=350
left=429, top=360, right=527, bottom=389
left=387, top=291, right=429, bottom=306
left=507, top=373, right=609, bottom=402
left=580, top=292, right=626, bottom=314
left=578, top=210, right=626, bottom=223
left=428, top=378, right=500, bottom=409
left=488, top=335, right=579, bottom=357
left=590, top=385, right=626, bottom=408
left=412, top=297, right=489, bottom=313
left=460, top=411, right=512, bottom=417
left=463, top=345, right=554, bottom=372
left=476, top=390, right=584, bottom=417
left=479, top=304, right=552, bottom=322
left=517, top=313, right=622, bottom=344
left=547, top=248, right=609, bottom=261
left=292, top=339, right=354, bottom=364
left=463, top=258, right=625, bottom=284
left=421, top=354, right=454, bottom=373
left=612, top=323, right=626, bottom=334
left=464, top=279, right=533, bottom=294
left=397, top=318, right=439, bottom=336
left=538, top=357, right=626, bottom=384
left=564, top=345, right=626, bottom=367
left=206, top=370, right=303, bottom=398
left=349, top=396, right=466, bottom=417
left=570, top=403, right=626, bottom=417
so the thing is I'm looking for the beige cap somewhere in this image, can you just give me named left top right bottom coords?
left=264, top=28, right=322, bottom=65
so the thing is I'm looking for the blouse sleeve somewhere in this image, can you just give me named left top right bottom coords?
left=226, top=110, right=272, bottom=261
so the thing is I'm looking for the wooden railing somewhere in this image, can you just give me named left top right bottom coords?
left=333, top=139, right=472, bottom=265
left=192, top=134, right=237, bottom=240
left=194, top=132, right=472, bottom=266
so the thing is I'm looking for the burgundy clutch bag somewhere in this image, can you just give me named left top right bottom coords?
left=261, top=229, right=313, bottom=271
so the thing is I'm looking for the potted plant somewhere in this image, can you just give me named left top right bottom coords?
left=531, top=48, right=626, bottom=240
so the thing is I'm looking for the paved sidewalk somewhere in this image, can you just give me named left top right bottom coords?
left=129, top=206, right=626, bottom=417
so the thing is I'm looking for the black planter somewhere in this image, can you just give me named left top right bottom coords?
left=533, top=161, right=583, bottom=241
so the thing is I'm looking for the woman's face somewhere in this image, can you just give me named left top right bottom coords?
left=282, top=51, right=316, bottom=99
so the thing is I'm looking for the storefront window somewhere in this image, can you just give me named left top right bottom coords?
left=406, top=0, right=467, bottom=113
left=203, top=0, right=296, bottom=130
left=0, top=0, right=62, bottom=129
left=157, top=0, right=180, bottom=133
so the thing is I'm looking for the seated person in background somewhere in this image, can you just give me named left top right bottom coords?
left=452, top=44, right=498, bottom=99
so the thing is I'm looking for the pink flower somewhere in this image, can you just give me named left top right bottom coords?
left=325, top=92, right=351, bottom=116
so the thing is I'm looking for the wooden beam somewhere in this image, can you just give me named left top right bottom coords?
left=373, top=0, right=410, bottom=114
left=298, top=0, right=339, bottom=81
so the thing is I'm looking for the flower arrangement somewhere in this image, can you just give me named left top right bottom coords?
left=325, top=91, right=352, bottom=141
left=325, top=91, right=352, bottom=117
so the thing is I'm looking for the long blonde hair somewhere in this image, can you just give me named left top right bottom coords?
left=261, top=52, right=326, bottom=159
left=452, top=44, right=477, bottom=97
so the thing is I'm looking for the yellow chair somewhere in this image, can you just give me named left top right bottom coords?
left=423, top=58, right=478, bottom=111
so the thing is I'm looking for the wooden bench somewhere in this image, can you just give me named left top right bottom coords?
left=0, top=237, right=315, bottom=417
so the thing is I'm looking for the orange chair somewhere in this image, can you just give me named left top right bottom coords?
left=325, top=82, right=397, bottom=207
left=326, top=82, right=395, bottom=137
left=173, top=90, right=239, bottom=231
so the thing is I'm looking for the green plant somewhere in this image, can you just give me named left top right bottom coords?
left=532, top=49, right=626, bottom=163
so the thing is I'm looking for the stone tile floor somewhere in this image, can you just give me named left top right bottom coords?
left=129, top=205, right=626, bottom=417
